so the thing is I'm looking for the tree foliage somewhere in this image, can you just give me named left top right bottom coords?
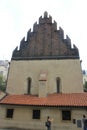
left=0, top=75, right=6, bottom=92
left=84, top=81, right=87, bottom=92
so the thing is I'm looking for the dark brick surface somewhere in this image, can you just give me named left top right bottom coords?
left=12, top=12, right=79, bottom=60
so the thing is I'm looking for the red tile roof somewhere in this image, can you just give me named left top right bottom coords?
left=0, top=93, right=87, bottom=107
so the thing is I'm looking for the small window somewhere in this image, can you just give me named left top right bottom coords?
left=27, top=77, right=32, bottom=94
left=6, top=109, right=14, bottom=118
left=32, top=110, right=40, bottom=119
left=62, top=110, right=71, bottom=120
left=56, top=77, right=61, bottom=93
left=73, top=119, right=76, bottom=124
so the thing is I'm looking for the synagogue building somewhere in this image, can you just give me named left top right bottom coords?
left=0, top=12, right=87, bottom=130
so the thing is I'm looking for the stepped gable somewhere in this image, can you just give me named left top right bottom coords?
left=12, top=11, right=79, bottom=60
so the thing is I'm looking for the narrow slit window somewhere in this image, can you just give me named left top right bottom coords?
left=27, top=77, right=32, bottom=94
left=56, top=77, right=60, bottom=93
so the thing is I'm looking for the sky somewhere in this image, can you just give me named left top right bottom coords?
left=0, top=0, right=87, bottom=70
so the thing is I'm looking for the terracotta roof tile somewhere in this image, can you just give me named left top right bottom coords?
left=0, top=93, right=87, bottom=107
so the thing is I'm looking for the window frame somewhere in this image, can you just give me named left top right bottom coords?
left=6, top=108, right=14, bottom=118
left=62, top=110, right=71, bottom=121
left=32, top=109, right=40, bottom=119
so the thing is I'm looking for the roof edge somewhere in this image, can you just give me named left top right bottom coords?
left=11, top=56, right=79, bottom=60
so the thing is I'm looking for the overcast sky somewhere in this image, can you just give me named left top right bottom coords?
left=0, top=0, right=87, bottom=70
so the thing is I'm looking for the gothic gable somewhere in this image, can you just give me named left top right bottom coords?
left=12, top=11, right=79, bottom=60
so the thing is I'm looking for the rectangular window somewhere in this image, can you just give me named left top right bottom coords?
left=6, top=109, right=14, bottom=118
left=62, top=110, right=71, bottom=120
left=32, top=110, right=40, bottom=119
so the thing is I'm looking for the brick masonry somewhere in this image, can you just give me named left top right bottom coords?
left=12, top=12, right=79, bottom=60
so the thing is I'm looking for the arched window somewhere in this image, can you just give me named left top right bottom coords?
left=27, top=77, right=32, bottom=94
left=56, top=77, right=61, bottom=93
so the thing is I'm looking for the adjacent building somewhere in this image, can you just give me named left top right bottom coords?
left=0, top=12, right=87, bottom=130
